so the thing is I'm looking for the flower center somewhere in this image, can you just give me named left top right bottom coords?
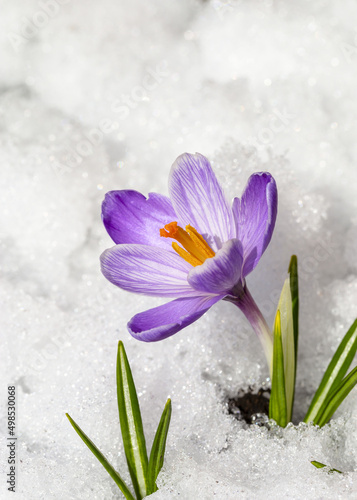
left=160, top=221, right=215, bottom=267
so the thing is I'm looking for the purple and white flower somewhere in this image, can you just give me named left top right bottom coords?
left=100, top=153, right=277, bottom=365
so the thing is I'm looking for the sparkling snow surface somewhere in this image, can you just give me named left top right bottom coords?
left=1, top=1, right=357, bottom=499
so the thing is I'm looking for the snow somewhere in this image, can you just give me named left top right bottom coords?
left=1, top=0, right=357, bottom=498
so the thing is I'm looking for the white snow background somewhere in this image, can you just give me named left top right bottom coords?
left=1, top=0, right=357, bottom=498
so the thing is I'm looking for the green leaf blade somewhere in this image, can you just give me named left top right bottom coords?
left=288, top=255, right=299, bottom=388
left=269, top=311, right=288, bottom=427
left=304, top=319, right=357, bottom=424
left=277, top=276, right=295, bottom=423
left=147, top=398, right=172, bottom=494
left=66, top=413, right=136, bottom=500
left=311, top=460, right=342, bottom=474
left=311, top=460, right=326, bottom=469
left=316, top=365, right=357, bottom=427
left=117, top=341, right=149, bottom=500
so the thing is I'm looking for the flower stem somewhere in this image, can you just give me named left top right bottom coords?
left=225, top=285, right=273, bottom=376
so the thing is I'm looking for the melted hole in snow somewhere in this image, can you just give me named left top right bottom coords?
left=227, top=387, right=271, bottom=425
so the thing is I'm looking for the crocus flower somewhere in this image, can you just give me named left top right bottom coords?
left=101, top=153, right=277, bottom=367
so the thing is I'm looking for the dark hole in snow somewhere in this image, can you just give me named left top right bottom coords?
left=227, top=387, right=271, bottom=425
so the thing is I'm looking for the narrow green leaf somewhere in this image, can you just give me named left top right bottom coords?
left=269, top=311, right=288, bottom=427
left=117, top=341, right=148, bottom=500
left=311, top=460, right=342, bottom=474
left=277, top=276, right=295, bottom=423
left=288, top=255, right=299, bottom=399
left=304, top=319, right=357, bottom=424
left=147, top=399, right=172, bottom=494
left=311, top=460, right=326, bottom=469
left=66, top=413, right=136, bottom=500
left=316, top=365, right=357, bottom=427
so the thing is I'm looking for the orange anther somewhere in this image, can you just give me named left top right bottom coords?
left=160, top=221, right=215, bottom=267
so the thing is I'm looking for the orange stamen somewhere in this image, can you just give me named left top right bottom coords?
left=160, top=221, right=215, bottom=267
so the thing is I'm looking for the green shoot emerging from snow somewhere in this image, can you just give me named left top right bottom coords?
left=67, top=341, right=171, bottom=500
left=269, top=256, right=357, bottom=428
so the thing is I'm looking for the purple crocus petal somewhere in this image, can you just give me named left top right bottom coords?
left=128, top=294, right=224, bottom=342
left=102, top=190, right=177, bottom=249
left=188, top=239, right=244, bottom=294
left=168, top=153, right=235, bottom=251
left=232, top=172, right=277, bottom=277
left=100, top=244, right=196, bottom=297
